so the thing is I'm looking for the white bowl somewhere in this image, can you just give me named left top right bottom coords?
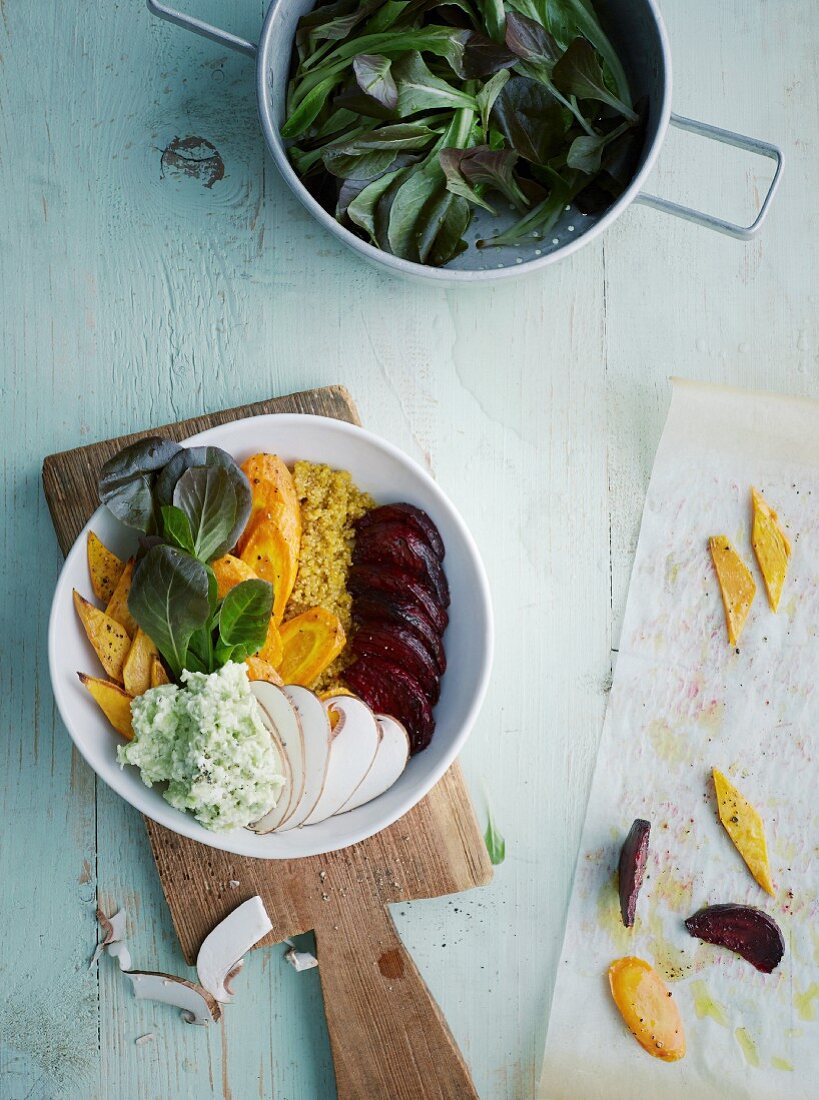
left=48, top=414, right=493, bottom=858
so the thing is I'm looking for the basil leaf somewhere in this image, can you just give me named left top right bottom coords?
left=98, top=437, right=183, bottom=533
left=128, top=546, right=210, bottom=679
left=172, top=467, right=241, bottom=564
left=155, top=446, right=247, bottom=508
left=161, top=505, right=196, bottom=554
left=552, top=38, right=637, bottom=123
left=353, top=53, right=398, bottom=110
left=491, top=76, right=567, bottom=165
left=219, top=579, right=274, bottom=650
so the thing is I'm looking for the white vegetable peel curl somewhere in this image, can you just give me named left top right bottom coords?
left=126, top=971, right=221, bottom=1026
left=196, top=895, right=273, bottom=1003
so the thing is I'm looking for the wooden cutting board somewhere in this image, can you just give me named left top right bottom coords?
left=43, top=385, right=492, bottom=1100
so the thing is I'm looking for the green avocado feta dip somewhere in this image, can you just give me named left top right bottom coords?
left=118, top=661, right=285, bottom=832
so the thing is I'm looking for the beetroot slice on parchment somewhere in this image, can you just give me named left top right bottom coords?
left=618, top=818, right=651, bottom=928
left=684, top=903, right=785, bottom=973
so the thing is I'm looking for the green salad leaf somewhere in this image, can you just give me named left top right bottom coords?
left=98, top=437, right=183, bottom=534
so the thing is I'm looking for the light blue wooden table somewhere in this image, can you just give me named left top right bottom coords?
left=0, top=1, right=814, bottom=1097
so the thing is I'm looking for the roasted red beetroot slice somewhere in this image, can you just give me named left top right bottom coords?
left=344, top=657, right=435, bottom=753
left=618, top=819, right=651, bottom=928
left=352, top=594, right=446, bottom=673
left=356, top=504, right=445, bottom=560
left=348, top=565, right=449, bottom=633
left=352, top=623, right=441, bottom=703
left=353, top=522, right=450, bottom=607
left=684, top=904, right=785, bottom=973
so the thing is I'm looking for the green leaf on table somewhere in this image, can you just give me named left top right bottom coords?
left=484, top=807, right=506, bottom=865
left=353, top=53, right=399, bottom=110
left=552, top=37, right=637, bottom=123
left=491, top=76, right=567, bottom=165
left=172, top=467, right=242, bottom=564
left=127, top=545, right=211, bottom=679
left=98, top=437, right=183, bottom=534
left=219, top=579, right=274, bottom=651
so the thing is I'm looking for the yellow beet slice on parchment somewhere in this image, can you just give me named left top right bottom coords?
left=751, top=487, right=791, bottom=611
left=712, top=767, right=774, bottom=895
left=608, top=957, right=685, bottom=1062
left=709, top=536, right=756, bottom=645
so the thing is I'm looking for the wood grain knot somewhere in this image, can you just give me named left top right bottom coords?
left=377, top=949, right=405, bottom=980
left=160, top=136, right=224, bottom=189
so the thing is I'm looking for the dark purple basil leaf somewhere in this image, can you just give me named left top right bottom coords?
left=461, top=31, right=518, bottom=77
left=353, top=53, right=399, bottom=111
left=492, top=76, right=567, bottom=165
left=504, top=12, right=560, bottom=64
left=99, top=437, right=184, bottom=533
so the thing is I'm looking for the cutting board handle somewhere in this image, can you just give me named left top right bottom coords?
left=314, top=902, right=479, bottom=1100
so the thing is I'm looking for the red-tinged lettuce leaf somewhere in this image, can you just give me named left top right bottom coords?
left=418, top=188, right=471, bottom=265
left=346, top=165, right=410, bottom=240
left=504, top=11, right=560, bottom=64
left=440, top=147, right=496, bottom=212
left=552, top=37, right=637, bottom=123
left=476, top=68, right=510, bottom=135
left=98, top=437, right=184, bottom=534
left=353, top=53, right=399, bottom=110
left=322, top=122, right=436, bottom=179
left=491, top=76, right=567, bottom=165
left=460, top=31, right=518, bottom=77
left=458, top=145, right=529, bottom=209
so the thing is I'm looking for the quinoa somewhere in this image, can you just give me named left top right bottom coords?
left=285, top=461, right=374, bottom=689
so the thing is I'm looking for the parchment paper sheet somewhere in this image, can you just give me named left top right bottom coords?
left=539, top=380, right=819, bottom=1100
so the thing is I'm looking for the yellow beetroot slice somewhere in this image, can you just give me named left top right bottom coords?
left=618, top=819, right=651, bottom=927
left=608, top=957, right=685, bottom=1062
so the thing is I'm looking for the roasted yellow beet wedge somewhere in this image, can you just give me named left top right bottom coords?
left=87, top=531, right=125, bottom=604
left=150, top=656, right=170, bottom=688
left=105, top=559, right=137, bottom=637
left=73, top=590, right=132, bottom=682
left=245, top=655, right=284, bottom=686
left=258, top=616, right=284, bottom=667
left=240, top=517, right=299, bottom=623
left=709, top=536, right=756, bottom=646
left=751, top=487, right=791, bottom=611
left=279, top=608, right=346, bottom=687
left=608, top=957, right=685, bottom=1062
left=212, top=553, right=258, bottom=601
left=712, top=767, right=774, bottom=895
left=78, top=673, right=134, bottom=739
left=122, top=628, right=159, bottom=697
left=238, top=453, right=302, bottom=559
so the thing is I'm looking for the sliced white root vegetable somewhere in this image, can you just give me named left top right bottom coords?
left=249, top=682, right=301, bottom=833
left=303, top=695, right=380, bottom=826
left=126, top=971, right=221, bottom=1025
left=277, top=686, right=333, bottom=831
left=196, top=895, right=272, bottom=1004
left=336, top=714, right=411, bottom=814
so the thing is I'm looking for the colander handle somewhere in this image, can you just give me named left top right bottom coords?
left=146, top=0, right=257, bottom=58
left=634, top=114, right=783, bottom=240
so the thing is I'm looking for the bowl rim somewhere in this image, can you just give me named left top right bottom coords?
left=47, top=413, right=494, bottom=858
left=254, top=0, right=673, bottom=281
